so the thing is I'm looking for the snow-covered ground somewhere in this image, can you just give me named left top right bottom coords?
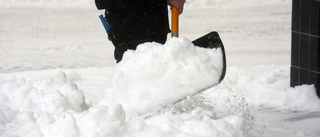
left=1, top=0, right=320, bottom=137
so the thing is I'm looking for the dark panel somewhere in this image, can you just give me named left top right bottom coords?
left=292, top=32, right=300, bottom=66
left=317, top=74, right=320, bottom=98
left=292, top=0, right=301, bottom=31
left=300, top=68, right=310, bottom=84
left=291, top=0, right=320, bottom=98
left=310, top=71, right=320, bottom=98
left=291, top=66, right=300, bottom=86
left=300, top=0, right=311, bottom=33
left=310, top=37, right=320, bottom=71
left=300, top=34, right=310, bottom=68
left=310, top=0, right=320, bottom=36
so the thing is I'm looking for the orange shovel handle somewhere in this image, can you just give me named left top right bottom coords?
left=171, top=6, right=179, bottom=37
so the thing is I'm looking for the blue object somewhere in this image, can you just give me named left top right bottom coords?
left=99, top=15, right=110, bottom=31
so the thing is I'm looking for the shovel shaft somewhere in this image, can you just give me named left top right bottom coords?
left=171, top=6, right=179, bottom=37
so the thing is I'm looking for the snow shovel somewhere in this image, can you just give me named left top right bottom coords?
left=138, top=7, right=228, bottom=117
left=171, top=6, right=226, bottom=85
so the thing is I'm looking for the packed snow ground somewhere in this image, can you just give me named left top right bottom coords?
left=1, top=0, right=320, bottom=137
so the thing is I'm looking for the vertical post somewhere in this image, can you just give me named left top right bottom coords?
left=291, top=0, right=320, bottom=98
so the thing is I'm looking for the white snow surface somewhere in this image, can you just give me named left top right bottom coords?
left=1, top=0, right=320, bottom=137
left=112, top=38, right=223, bottom=117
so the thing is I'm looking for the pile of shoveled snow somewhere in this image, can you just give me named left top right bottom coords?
left=0, top=71, right=88, bottom=113
left=110, top=37, right=223, bottom=117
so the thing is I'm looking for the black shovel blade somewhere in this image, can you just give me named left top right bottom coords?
left=192, top=31, right=226, bottom=83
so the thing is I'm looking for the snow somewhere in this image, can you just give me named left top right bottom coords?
left=112, top=38, right=223, bottom=117
left=1, top=0, right=320, bottom=137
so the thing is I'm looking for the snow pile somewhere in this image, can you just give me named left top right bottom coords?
left=0, top=70, right=86, bottom=137
left=237, top=69, right=320, bottom=112
left=0, top=38, right=249, bottom=137
left=0, top=80, right=247, bottom=137
left=0, top=71, right=248, bottom=137
left=204, top=66, right=320, bottom=113
left=0, top=71, right=88, bottom=113
left=1, top=67, right=320, bottom=137
left=111, top=37, right=223, bottom=117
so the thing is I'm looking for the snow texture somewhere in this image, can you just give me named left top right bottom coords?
left=112, top=38, right=223, bottom=117
left=1, top=0, right=320, bottom=137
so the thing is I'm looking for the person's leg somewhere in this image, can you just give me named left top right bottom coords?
left=103, top=0, right=170, bottom=62
left=145, top=0, right=170, bottom=44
